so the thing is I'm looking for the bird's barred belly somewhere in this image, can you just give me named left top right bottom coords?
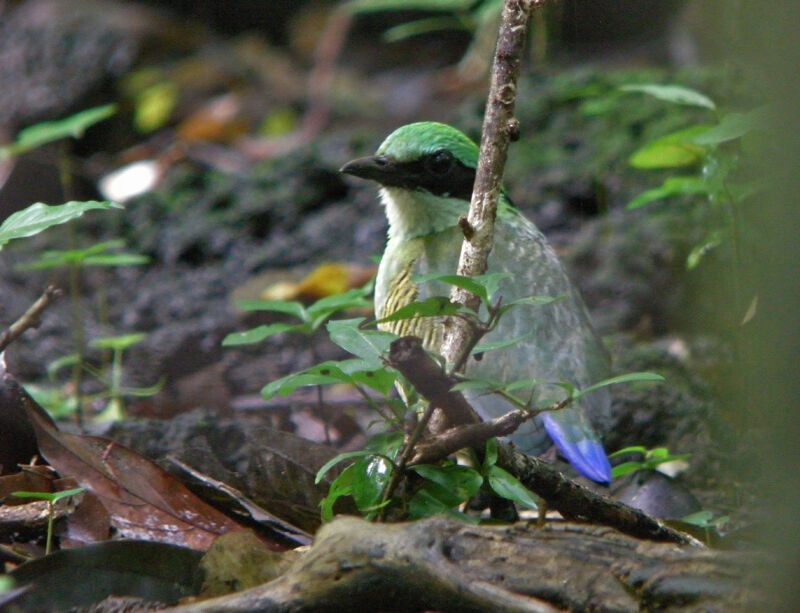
left=378, top=263, right=442, bottom=350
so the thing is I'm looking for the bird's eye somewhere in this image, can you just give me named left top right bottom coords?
left=426, top=151, right=454, bottom=175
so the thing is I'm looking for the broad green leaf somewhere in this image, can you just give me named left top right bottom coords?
left=576, top=372, right=665, bottom=398
left=0, top=105, right=116, bottom=159
left=408, top=488, right=477, bottom=522
left=0, top=201, right=122, bottom=249
left=611, top=461, right=646, bottom=479
left=647, top=447, right=669, bottom=460
left=315, top=451, right=382, bottom=484
left=327, top=318, right=396, bottom=366
left=352, top=456, right=393, bottom=513
left=486, top=465, right=537, bottom=510
left=363, top=431, right=405, bottom=455
left=414, top=273, right=488, bottom=302
left=307, top=289, right=372, bottom=329
left=620, top=84, right=716, bottom=110
left=627, top=177, right=709, bottom=210
left=478, top=273, right=513, bottom=302
left=411, top=464, right=483, bottom=502
left=472, top=333, right=533, bottom=355
left=233, top=300, right=308, bottom=321
left=376, top=297, right=460, bottom=324
left=349, top=367, right=398, bottom=396
left=320, top=464, right=355, bottom=522
left=222, top=322, right=306, bottom=346
left=261, top=362, right=354, bottom=399
left=629, top=126, right=712, bottom=169
left=692, top=109, right=763, bottom=146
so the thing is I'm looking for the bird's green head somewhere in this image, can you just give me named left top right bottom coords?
left=340, top=122, right=479, bottom=201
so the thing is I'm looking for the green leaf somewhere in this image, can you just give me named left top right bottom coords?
left=691, top=109, right=763, bottom=146
left=315, top=451, right=382, bottom=485
left=376, top=297, right=460, bottom=324
left=414, top=273, right=488, bottom=302
left=478, top=273, right=513, bottom=302
left=0, top=201, right=122, bottom=249
left=486, top=465, right=538, bottom=510
left=408, top=487, right=477, bottom=521
left=344, top=0, right=476, bottom=13
left=327, top=318, right=396, bottom=367
left=450, top=377, right=504, bottom=394
left=12, top=487, right=85, bottom=503
left=576, top=372, right=665, bottom=399
left=680, top=510, right=729, bottom=529
left=495, top=295, right=564, bottom=319
left=471, top=333, right=533, bottom=355
left=234, top=300, right=308, bottom=321
left=222, top=322, right=307, bottom=346
left=611, top=461, right=646, bottom=479
left=627, top=177, right=709, bottom=210
left=411, top=464, right=483, bottom=502
left=320, top=464, right=355, bottom=522
left=484, top=438, right=499, bottom=468
left=608, top=446, right=648, bottom=459
left=91, top=333, right=147, bottom=351
left=383, top=16, right=466, bottom=42
left=352, top=455, right=393, bottom=513
left=20, top=241, right=150, bottom=270
left=629, top=126, right=712, bottom=169
left=261, top=362, right=354, bottom=399
left=82, top=254, right=150, bottom=267
left=1, top=104, right=116, bottom=159
left=348, top=366, right=398, bottom=396
left=620, top=84, right=716, bottom=110
left=306, top=289, right=372, bottom=329
left=686, top=231, right=723, bottom=270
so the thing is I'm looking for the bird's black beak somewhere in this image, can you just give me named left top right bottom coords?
left=339, top=155, right=395, bottom=183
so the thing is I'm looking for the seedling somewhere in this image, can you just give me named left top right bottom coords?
left=11, top=488, right=86, bottom=555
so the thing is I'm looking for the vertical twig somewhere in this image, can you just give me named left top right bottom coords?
left=440, top=0, right=546, bottom=371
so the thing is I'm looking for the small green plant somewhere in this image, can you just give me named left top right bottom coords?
left=608, top=445, right=690, bottom=480
left=0, top=105, right=139, bottom=425
left=47, top=333, right=163, bottom=421
left=228, top=273, right=663, bottom=522
left=17, top=242, right=150, bottom=422
left=11, top=488, right=86, bottom=555
left=0, top=105, right=115, bottom=161
left=622, top=83, right=762, bottom=275
left=0, top=201, right=122, bottom=251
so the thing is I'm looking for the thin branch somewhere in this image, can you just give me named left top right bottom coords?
left=441, top=0, right=545, bottom=370
left=499, top=447, right=699, bottom=546
left=0, top=285, right=63, bottom=353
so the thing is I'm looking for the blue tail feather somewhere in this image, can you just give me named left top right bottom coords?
left=542, top=413, right=612, bottom=485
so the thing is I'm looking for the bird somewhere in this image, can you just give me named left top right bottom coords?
left=340, top=121, right=612, bottom=484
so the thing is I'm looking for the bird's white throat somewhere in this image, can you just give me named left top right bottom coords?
left=380, top=187, right=468, bottom=240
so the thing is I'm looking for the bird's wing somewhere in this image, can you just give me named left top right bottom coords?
left=411, top=214, right=612, bottom=483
